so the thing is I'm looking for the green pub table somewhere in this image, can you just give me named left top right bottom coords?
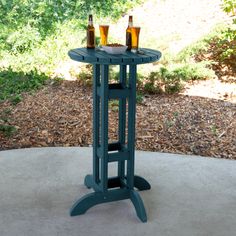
left=68, top=47, right=161, bottom=222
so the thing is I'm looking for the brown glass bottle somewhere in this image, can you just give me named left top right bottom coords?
left=87, top=14, right=95, bottom=49
left=126, top=16, right=133, bottom=50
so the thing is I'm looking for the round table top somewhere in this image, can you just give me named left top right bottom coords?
left=68, top=47, right=161, bottom=65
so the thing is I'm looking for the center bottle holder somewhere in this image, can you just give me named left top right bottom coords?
left=70, top=64, right=151, bottom=222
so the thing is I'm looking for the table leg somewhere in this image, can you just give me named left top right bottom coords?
left=100, top=64, right=109, bottom=192
left=126, top=65, right=148, bottom=222
left=118, top=65, right=127, bottom=181
left=93, top=64, right=100, bottom=185
left=70, top=63, right=150, bottom=223
left=127, top=65, right=137, bottom=189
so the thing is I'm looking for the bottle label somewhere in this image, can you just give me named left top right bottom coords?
left=126, top=32, right=132, bottom=50
left=87, top=30, right=95, bottom=48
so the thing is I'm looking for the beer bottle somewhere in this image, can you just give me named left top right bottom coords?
left=87, top=14, right=95, bottom=49
left=126, top=16, right=133, bottom=50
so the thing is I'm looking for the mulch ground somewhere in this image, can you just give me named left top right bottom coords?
left=0, top=81, right=235, bottom=159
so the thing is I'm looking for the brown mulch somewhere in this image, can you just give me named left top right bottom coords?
left=0, top=81, right=235, bottom=159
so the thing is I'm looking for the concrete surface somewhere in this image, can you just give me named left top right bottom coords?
left=0, top=147, right=235, bottom=236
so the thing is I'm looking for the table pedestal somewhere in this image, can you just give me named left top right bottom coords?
left=70, top=64, right=151, bottom=222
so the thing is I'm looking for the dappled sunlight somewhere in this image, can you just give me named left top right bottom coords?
left=109, top=0, right=230, bottom=53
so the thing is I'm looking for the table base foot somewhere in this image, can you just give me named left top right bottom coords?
left=134, top=175, right=151, bottom=191
left=130, top=190, right=147, bottom=222
left=70, top=189, right=147, bottom=222
left=70, top=189, right=130, bottom=216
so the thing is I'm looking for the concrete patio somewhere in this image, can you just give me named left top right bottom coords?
left=0, top=147, right=235, bottom=236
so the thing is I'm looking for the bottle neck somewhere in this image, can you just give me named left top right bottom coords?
left=128, top=21, right=133, bottom=27
left=88, top=15, right=93, bottom=26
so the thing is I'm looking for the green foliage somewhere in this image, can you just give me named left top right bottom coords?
left=109, top=100, right=119, bottom=111
left=10, top=94, right=23, bottom=105
left=210, top=124, right=218, bottom=136
left=6, top=25, right=41, bottom=54
left=144, top=67, right=184, bottom=94
left=0, top=0, right=142, bottom=47
left=220, top=0, right=236, bottom=59
left=136, top=93, right=144, bottom=103
left=217, top=25, right=236, bottom=60
left=221, top=0, right=236, bottom=15
left=0, top=0, right=229, bottom=101
left=0, top=68, right=48, bottom=101
left=143, top=62, right=215, bottom=94
left=0, top=108, right=12, bottom=123
left=0, top=0, right=142, bottom=102
left=0, top=124, right=17, bottom=137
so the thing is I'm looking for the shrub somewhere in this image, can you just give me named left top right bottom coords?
left=220, top=0, right=236, bottom=59
left=221, top=0, right=236, bottom=16
left=6, top=24, right=41, bottom=54
left=143, top=62, right=215, bottom=94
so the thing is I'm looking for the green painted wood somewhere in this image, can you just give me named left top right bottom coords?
left=84, top=175, right=151, bottom=192
left=108, top=88, right=129, bottom=99
left=71, top=49, right=97, bottom=63
left=70, top=189, right=130, bottom=216
left=84, top=175, right=102, bottom=192
left=69, top=47, right=162, bottom=223
left=126, top=65, right=137, bottom=189
left=130, top=190, right=147, bottom=223
left=98, top=83, right=130, bottom=99
left=108, top=151, right=130, bottom=163
left=134, top=175, right=151, bottom=191
left=80, top=48, right=110, bottom=63
left=118, top=65, right=127, bottom=180
left=101, top=65, right=109, bottom=192
left=93, top=64, right=100, bottom=184
left=68, top=47, right=161, bottom=65
left=68, top=50, right=84, bottom=61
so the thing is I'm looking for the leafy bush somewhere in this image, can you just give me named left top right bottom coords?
left=219, top=0, right=236, bottom=59
left=143, top=62, right=215, bottom=94
left=6, top=24, right=41, bottom=54
left=217, top=25, right=236, bottom=60
left=221, top=0, right=236, bottom=16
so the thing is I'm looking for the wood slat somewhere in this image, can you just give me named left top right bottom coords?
left=142, top=48, right=162, bottom=60
left=69, top=47, right=161, bottom=65
left=80, top=48, right=110, bottom=63
left=72, top=48, right=97, bottom=63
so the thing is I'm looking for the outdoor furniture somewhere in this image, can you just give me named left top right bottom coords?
left=68, top=48, right=161, bottom=222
